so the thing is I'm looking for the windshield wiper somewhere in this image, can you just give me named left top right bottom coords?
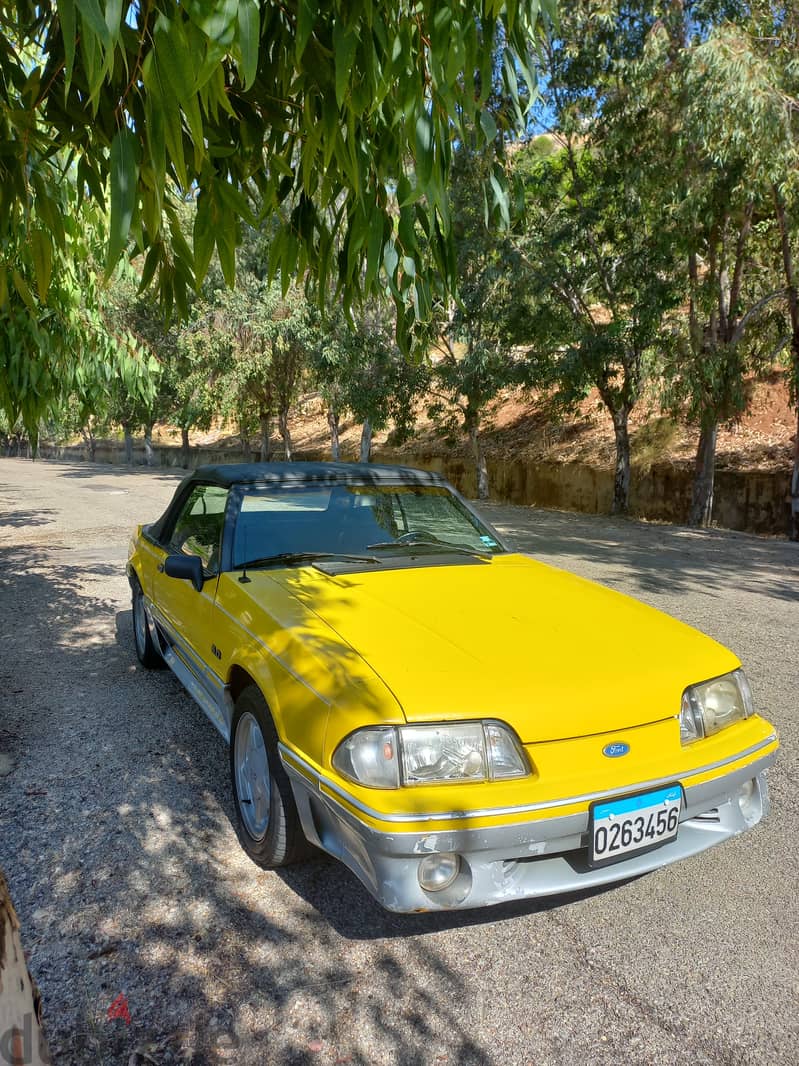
left=235, top=551, right=381, bottom=579
left=366, top=539, right=492, bottom=559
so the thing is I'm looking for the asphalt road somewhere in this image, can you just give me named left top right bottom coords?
left=0, top=457, right=797, bottom=1066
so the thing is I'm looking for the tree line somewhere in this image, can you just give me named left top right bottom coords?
left=1, top=1, right=798, bottom=537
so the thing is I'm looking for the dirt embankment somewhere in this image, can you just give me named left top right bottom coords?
left=148, top=369, right=796, bottom=475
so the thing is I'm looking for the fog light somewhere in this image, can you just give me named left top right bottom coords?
left=418, top=853, right=461, bottom=892
left=737, top=778, right=759, bottom=824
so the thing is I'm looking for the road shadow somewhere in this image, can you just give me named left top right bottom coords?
left=0, top=547, right=499, bottom=1065
left=481, top=504, right=799, bottom=604
left=0, top=507, right=56, bottom=529
left=52, top=461, right=186, bottom=484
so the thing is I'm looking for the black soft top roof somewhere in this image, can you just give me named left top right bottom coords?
left=144, top=462, right=451, bottom=541
left=190, top=461, right=447, bottom=488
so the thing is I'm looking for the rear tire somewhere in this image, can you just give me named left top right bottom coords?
left=230, top=685, right=313, bottom=867
left=132, top=580, right=165, bottom=669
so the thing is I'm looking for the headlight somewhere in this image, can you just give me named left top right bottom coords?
left=679, top=669, right=754, bottom=744
left=332, top=721, right=530, bottom=789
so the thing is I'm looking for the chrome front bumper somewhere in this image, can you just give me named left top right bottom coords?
left=283, top=748, right=776, bottom=913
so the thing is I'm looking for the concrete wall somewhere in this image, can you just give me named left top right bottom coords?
left=35, top=441, right=792, bottom=536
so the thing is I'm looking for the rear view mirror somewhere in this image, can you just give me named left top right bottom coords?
left=164, top=554, right=204, bottom=592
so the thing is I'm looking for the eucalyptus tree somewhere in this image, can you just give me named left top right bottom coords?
left=511, top=42, right=681, bottom=514
left=639, top=15, right=798, bottom=525
left=188, top=277, right=313, bottom=460
left=0, top=0, right=554, bottom=436
left=425, top=135, right=523, bottom=500
left=774, top=181, right=799, bottom=540
left=521, top=1, right=797, bottom=523
left=309, top=302, right=428, bottom=462
left=0, top=187, right=159, bottom=448
left=747, top=1, right=799, bottom=539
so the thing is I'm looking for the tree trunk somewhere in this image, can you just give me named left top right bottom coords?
left=143, top=422, right=155, bottom=467
left=0, top=870, right=52, bottom=1064
left=773, top=186, right=799, bottom=540
left=328, top=408, right=341, bottom=461
left=258, top=411, right=270, bottom=462
left=468, top=421, right=489, bottom=500
left=689, top=422, right=718, bottom=527
left=359, top=418, right=373, bottom=463
left=180, top=426, right=190, bottom=470
left=610, top=407, right=631, bottom=515
left=123, top=424, right=134, bottom=465
left=80, top=426, right=97, bottom=462
left=278, top=409, right=293, bottom=461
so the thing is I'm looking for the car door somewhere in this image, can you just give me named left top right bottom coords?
left=151, top=483, right=229, bottom=688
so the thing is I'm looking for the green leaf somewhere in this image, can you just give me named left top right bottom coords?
left=143, top=112, right=164, bottom=215
left=78, top=156, right=105, bottom=207
left=489, top=167, right=510, bottom=229
left=237, top=0, right=260, bottom=89
left=414, top=110, right=434, bottom=189
left=365, top=208, right=384, bottom=291
left=158, top=16, right=196, bottom=102
left=383, top=240, right=399, bottom=280
left=58, top=0, right=77, bottom=88
left=187, top=0, right=238, bottom=41
left=80, top=15, right=100, bottom=101
left=216, top=223, right=236, bottom=287
left=193, top=189, right=216, bottom=282
left=106, top=127, right=140, bottom=275
left=137, top=244, right=161, bottom=293
left=296, top=0, right=317, bottom=60
left=75, top=0, right=111, bottom=48
left=12, top=270, right=35, bottom=311
left=30, top=231, right=53, bottom=300
left=480, top=109, right=498, bottom=144
left=333, top=21, right=358, bottom=108
left=216, top=179, right=255, bottom=225
left=150, top=52, right=188, bottom=189
left=104, top=0, right=123, bottom=41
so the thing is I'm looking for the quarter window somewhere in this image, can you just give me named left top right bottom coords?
left=169, top=485, right=229, bottom=572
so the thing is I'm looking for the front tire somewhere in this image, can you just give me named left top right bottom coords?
left=230, top=686, right=312, bottom=867
left=132, top=580, right=164, bottom=669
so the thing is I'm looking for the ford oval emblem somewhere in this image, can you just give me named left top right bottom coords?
left=602, top=742, right=630, bottom=758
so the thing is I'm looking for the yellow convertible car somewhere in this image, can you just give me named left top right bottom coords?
left=127, top=462, right=778, bottom=912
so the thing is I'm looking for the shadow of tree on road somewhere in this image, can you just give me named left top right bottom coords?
left=0, top=546, right=511, bottom=1065
left=481, top=504, right=799, bottom=604
left=54, top=462, right=186, bottom=484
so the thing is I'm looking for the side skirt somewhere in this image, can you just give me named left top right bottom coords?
left=147, top=600, right=233, bottom=743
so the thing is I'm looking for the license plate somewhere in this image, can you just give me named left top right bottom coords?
left=589, top=784, right=682, bottom=868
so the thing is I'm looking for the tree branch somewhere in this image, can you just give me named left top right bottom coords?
left=728, top=200, right=754, bottom=326
left=730, top=288, right=788, bottom=346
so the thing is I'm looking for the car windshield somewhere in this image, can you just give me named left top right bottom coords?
left=231, top=483, right=504, bottom=568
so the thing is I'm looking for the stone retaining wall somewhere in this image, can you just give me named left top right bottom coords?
left=35, top=441, right=791, bottom=535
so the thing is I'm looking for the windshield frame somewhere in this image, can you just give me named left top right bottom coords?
left=219, top=477, right=508, bottom=574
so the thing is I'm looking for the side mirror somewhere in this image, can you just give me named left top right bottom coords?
left=164, top=554, right=204, bottom=592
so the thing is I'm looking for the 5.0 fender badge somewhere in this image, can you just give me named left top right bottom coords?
left=602, top=742, right=630, bottom=758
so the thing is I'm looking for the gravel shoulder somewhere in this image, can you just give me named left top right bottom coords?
left=1, top=458, right=797, bottom=1065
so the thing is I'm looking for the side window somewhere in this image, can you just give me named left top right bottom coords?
left=169, top=485, right=229, bottom=572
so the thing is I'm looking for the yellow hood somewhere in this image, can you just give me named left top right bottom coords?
left=269, top=554, right=739, bottom=744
